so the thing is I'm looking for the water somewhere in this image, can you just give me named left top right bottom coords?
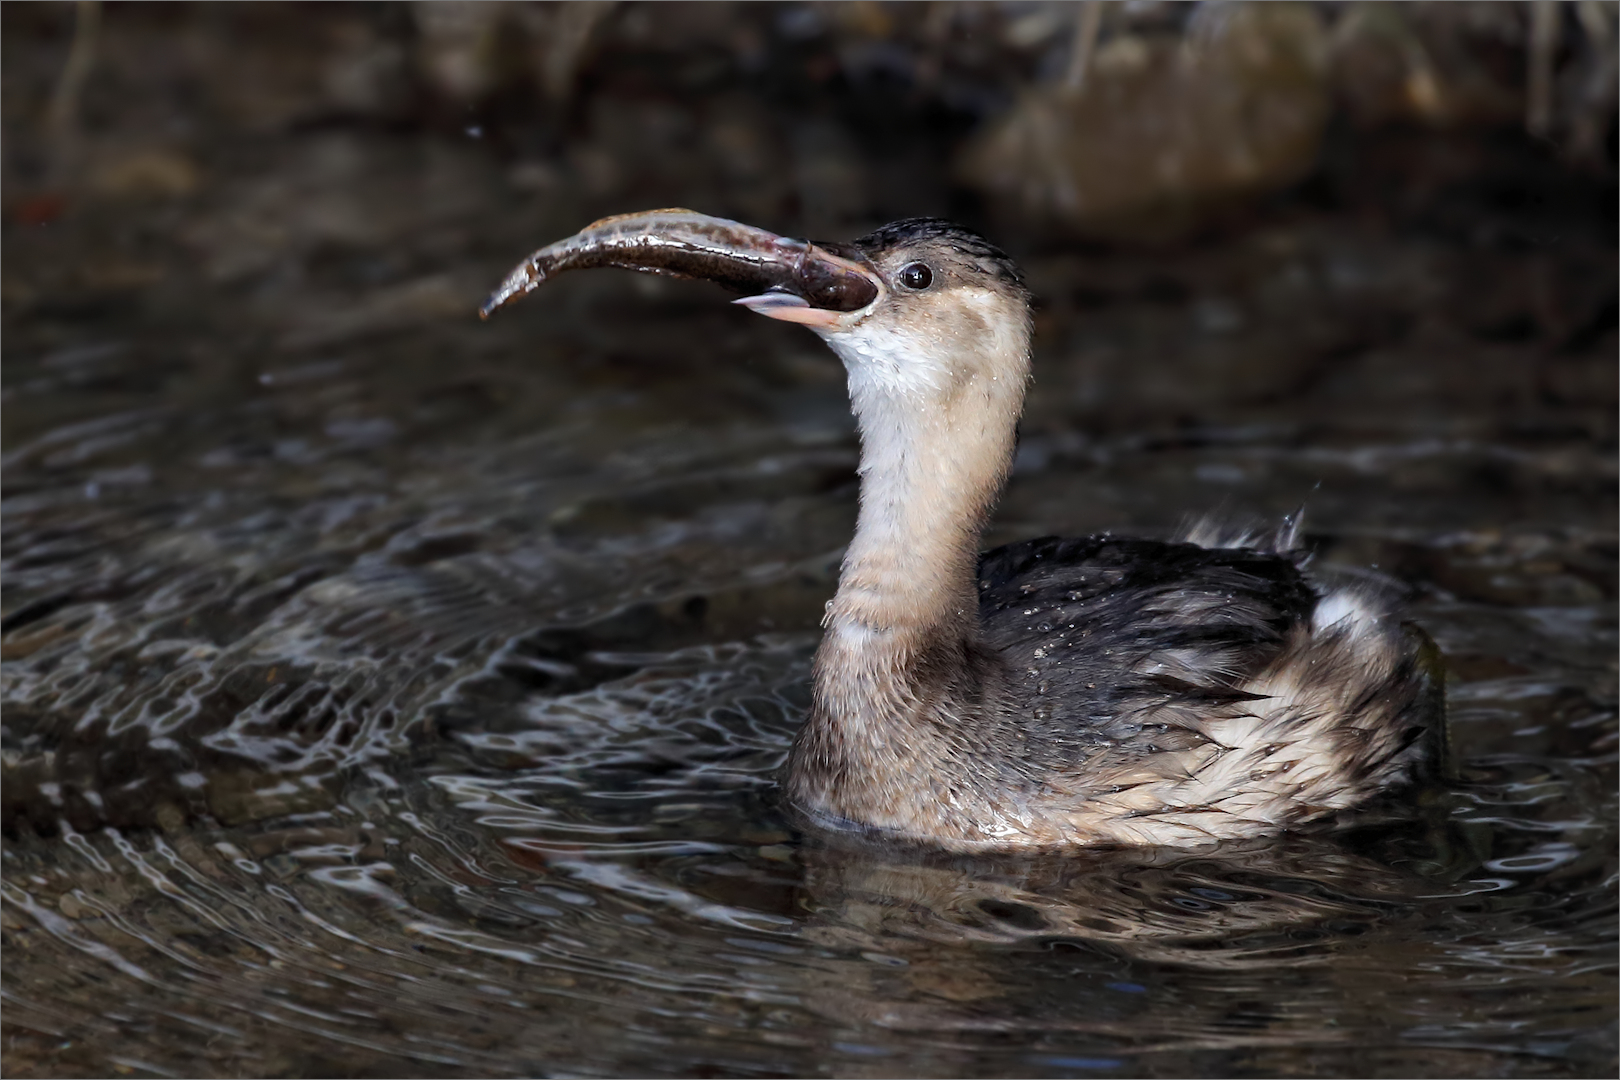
left=4, top=9, right=1616, bottom=1076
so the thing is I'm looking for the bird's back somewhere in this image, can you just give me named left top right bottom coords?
left=974, top=534, right=1439, bottom=845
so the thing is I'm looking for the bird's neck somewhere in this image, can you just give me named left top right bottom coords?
left=828, top=403, right=1005, bottom=645
left=818, top=329, right=1028, bottom=679
left=787, top=311, right=1030, bottom=831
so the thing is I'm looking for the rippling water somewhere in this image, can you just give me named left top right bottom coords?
left=4, top=100, right=1616, bottom=1080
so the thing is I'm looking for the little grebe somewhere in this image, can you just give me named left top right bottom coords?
left=482, top=210, right=1439, bottom=849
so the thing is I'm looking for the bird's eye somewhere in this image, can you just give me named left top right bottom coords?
left=898, top=263, right=933, bottom=290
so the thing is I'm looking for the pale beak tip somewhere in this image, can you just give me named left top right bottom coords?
left=733, top=292, right=812, bottom=318
left=735, top=291, right=844, bottom=327
left=733, top=293, right=807, bottom=311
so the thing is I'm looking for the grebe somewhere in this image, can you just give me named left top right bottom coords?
left=482, top=210, right=1439, bottom=849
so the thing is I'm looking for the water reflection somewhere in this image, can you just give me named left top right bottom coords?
left=7, top=499, right=1615, bottom=1069
left=5, top=743, right=1612, bottom=1076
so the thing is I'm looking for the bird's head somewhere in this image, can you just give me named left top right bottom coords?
left=761, top=217, right=1033, bottom=408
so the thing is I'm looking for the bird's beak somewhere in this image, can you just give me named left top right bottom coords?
left=731, top=291, right=842, bottom=327
left=479, top=209, right=881, bottom=325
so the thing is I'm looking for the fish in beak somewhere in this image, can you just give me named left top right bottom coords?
left=479, top=209, right=881, bottom=327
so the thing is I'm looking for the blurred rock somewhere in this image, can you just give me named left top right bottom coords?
left=524, top=1, right=618, bottom=105
left=322, top=16, right=414, bottom=120
left=86, top=146, right=199, bottom=201
left=412, top=0, right=617, bottom=111
left=1330, top=2, right=1524, bottom=130
left=412, top=1, right=516, bottom=105
left=1564, top=1, right=1619, bottom=161
left=958, top=2, right=1332, bottom=242
left=1316, top=3, right=1613, bottom=164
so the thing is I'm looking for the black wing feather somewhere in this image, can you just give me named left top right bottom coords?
left=976, top=536, right=1319, bottom=756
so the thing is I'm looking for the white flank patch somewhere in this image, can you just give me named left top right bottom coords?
left=1312, top=589, right=1380, bottom=639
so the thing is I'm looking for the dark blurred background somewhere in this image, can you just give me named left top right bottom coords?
left=4, top=0, right=1617, bottom=574
left=3, top=7, right=1618, bottom=1079
left=4, top=2, right=1616, bottom=428
left=6, top=0, right=1618, bottom=531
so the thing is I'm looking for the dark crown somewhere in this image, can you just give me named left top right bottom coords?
left=852, top=217, right=1027, bottom=292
